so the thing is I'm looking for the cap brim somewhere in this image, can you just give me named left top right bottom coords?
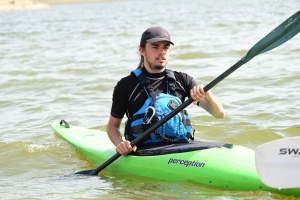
left=146, top=38, right=174, bottom=45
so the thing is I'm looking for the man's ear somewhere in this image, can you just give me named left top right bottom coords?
left=139, top=47, right=145, bottom=56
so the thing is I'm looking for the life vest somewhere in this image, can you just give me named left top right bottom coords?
left=124, top=69, right=194, bottom=144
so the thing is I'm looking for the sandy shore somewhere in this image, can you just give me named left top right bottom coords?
left=37, top=0, right=106, bottom=4
left=0, top=0, right=108, bottom=12
left=0, top=0, right=49, bottom=11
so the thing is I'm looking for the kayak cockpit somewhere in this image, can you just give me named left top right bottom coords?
left=131, top=141, right=233, bottom=156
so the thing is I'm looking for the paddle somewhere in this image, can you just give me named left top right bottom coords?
left=255, top=137, right=300, bottom=189
left=75, top=10, right=300, bottom=176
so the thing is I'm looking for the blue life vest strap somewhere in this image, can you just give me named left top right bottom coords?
left=131, top=69, right=183, bottom=100
left=132, top=70, right=156, bottom=100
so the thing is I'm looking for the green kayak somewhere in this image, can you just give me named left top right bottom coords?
left=51, top=121, right=300, bottom=197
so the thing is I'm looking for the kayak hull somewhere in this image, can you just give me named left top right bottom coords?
left=51, top=122, right=300, bottom=197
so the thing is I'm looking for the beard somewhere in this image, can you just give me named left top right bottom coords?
left=146, top=60, right=165, bottom=71
left=144, top=53, right=168, bottom=71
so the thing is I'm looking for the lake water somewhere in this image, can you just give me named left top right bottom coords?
left=0, top=0, right=299, bottom=199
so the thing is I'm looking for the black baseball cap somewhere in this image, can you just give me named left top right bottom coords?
left=140, top=26, right=174, bottom=46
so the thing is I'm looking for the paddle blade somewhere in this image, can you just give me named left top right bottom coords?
left=255, top=137, right=300, bottom=189
left=243, top=10, right=300, bottom=63
left=75, top=169, right=98, bottom=176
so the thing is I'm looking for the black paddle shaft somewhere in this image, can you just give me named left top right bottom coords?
left=75, top=10, right=300, bottom=176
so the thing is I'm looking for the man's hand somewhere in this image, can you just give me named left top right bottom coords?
left=116, top=140, right=137, bottom=155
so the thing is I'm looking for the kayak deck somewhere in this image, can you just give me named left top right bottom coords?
left=51, top=121, right=300, bottom=197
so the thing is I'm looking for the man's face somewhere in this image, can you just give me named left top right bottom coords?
left=140, top=41, right=171, bottom=72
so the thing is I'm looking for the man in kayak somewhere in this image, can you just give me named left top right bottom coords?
left=107, top=26, right=225, bottom=155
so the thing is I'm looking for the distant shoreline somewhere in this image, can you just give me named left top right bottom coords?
left=37, top=0, right=110, bottom=4
left=0, top=0, right=112, bottom=12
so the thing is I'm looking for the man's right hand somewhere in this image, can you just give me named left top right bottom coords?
left=116, top=140, right=137, bottom=155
